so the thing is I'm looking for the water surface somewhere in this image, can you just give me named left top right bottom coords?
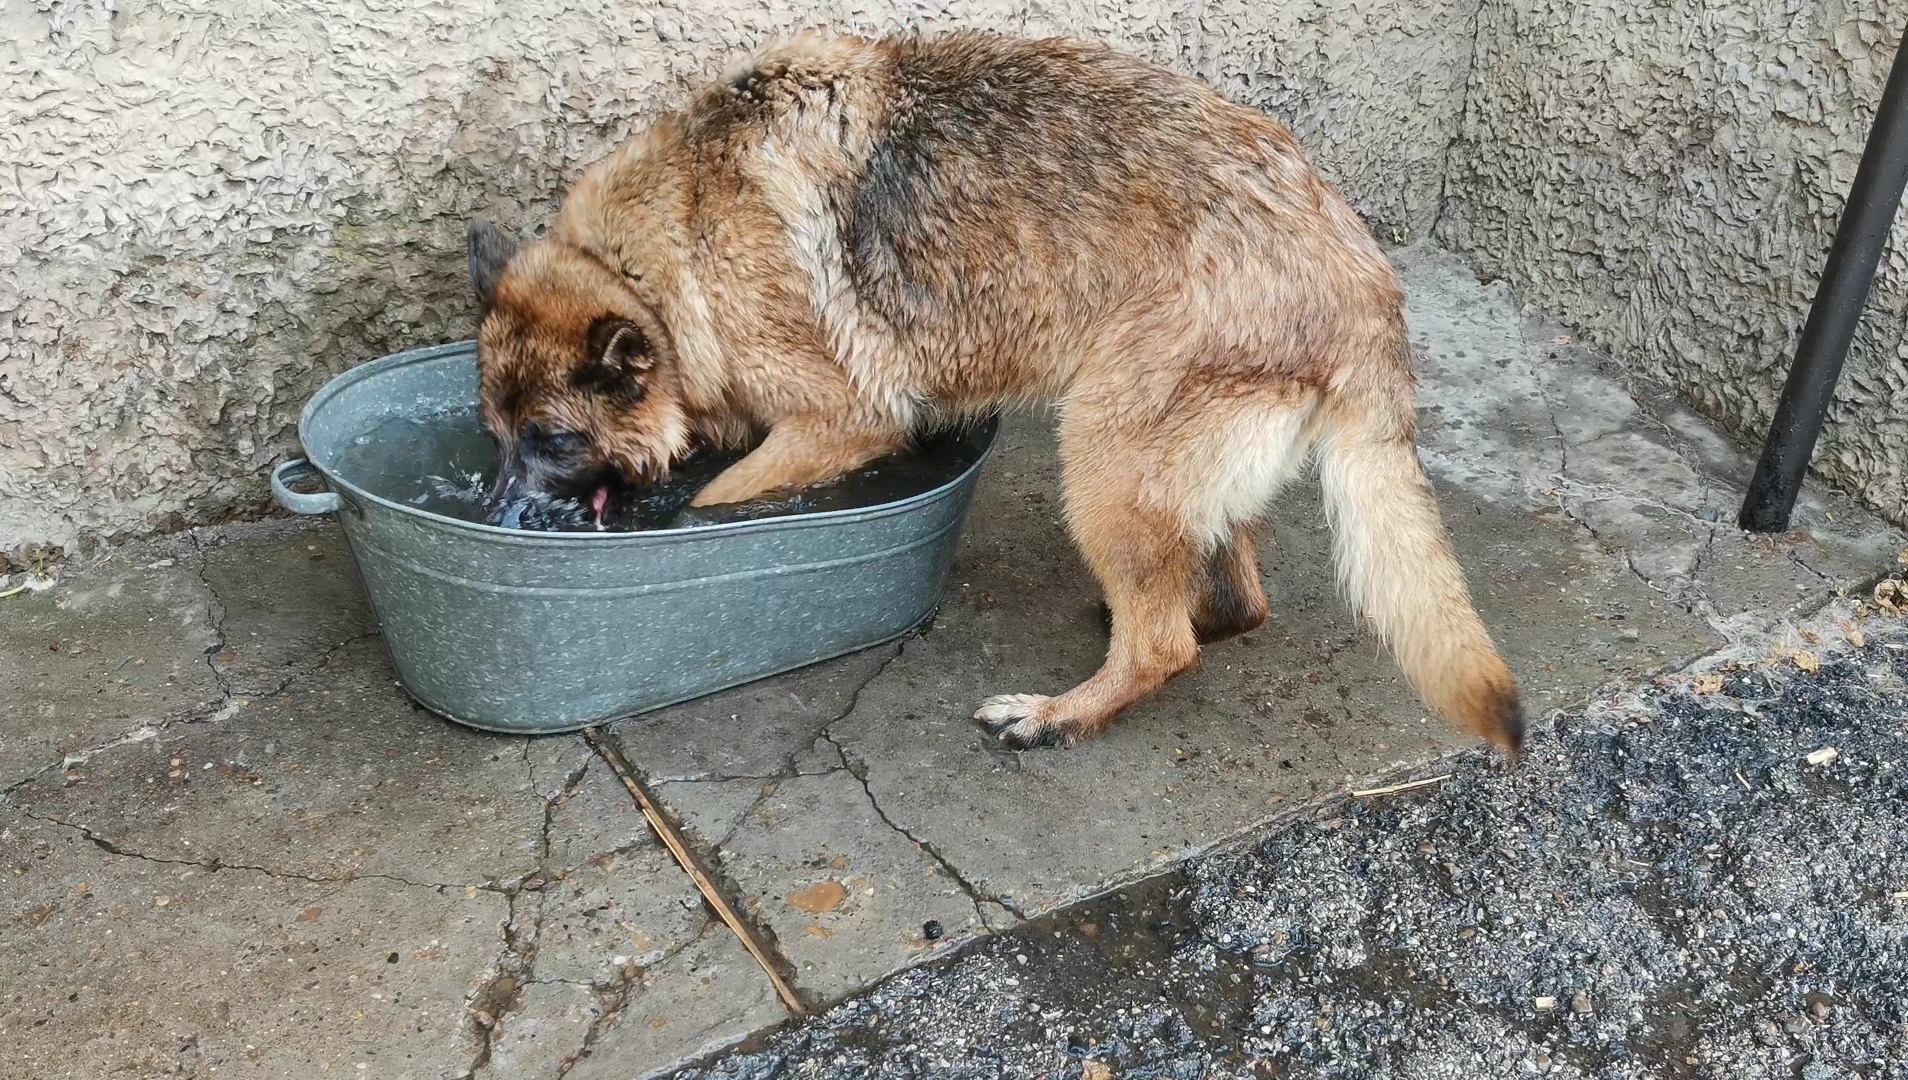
left=331, top=409, right=989, bottom=531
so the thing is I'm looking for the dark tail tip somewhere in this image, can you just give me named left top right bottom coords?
left=1496, top=698, right=1527, bottom=763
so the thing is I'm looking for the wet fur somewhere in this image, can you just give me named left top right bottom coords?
left=469, top=31, right=1525, bottom=755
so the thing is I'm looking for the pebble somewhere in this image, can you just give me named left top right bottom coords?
left=1569, top=992, right=1592, bottom=1014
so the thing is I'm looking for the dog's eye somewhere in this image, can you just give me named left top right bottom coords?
left=545, top=431, right=587, bottom=455
left=522, top=424, right=587, bottom=456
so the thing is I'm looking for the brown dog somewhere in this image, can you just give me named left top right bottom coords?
left=466, top=31, right=1524, bottom=754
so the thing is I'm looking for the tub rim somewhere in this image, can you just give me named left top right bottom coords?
left=293, top=340, right=998, bottom=545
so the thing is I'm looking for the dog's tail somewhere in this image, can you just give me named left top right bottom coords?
left=1315, top=369, right=1525, bottom=757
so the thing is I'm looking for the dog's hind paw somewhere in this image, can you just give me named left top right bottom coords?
left=974, top=694, right=1064, bottom=750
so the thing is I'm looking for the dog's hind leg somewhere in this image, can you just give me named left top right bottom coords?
left=976, top=453, right=1203, bottom=749
left=1096, top=525, right=1267, bottom=644
left=976, top=388, right=1316, bottom=748
left=1193, top=520, right=1269, bottom=645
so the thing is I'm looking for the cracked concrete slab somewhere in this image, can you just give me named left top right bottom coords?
left=490, top=908, right=786, bottom=1080
left=473, top=763, right=785, bottom=1080
left=609, top=645, right=900, bottom=784
left=5, top=525, right=797, bottom=1078
left=611, top=643, right=997, bottom=1006
left=557, top=928, right=786, bottom=1080
left=1, top=812, right=506, bottom=1080
left=657, top=768, right=985, bottom=1005
left=539, top=755, right=651, bottom=880
left=1, top=554, right=221, bottom=789
left=11, top=638, right=547, bottom=890
left=1399, top=244, right=1903, bottom=631
left=196, top=521, right=382, bottom=699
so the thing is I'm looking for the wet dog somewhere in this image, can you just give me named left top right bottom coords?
left=465, top=31, right=1524, bottom=753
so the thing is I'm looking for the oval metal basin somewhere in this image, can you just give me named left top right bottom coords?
left=273, top=341, right=994, bottom=734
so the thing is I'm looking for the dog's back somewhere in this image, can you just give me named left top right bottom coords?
left=658, top=33, right=1398, bottom=414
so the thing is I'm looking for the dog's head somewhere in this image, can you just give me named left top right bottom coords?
left=467, top=220, right=693, bottom=521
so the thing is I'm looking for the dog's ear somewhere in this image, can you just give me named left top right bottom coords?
left=467, top=220, right=519, bottom=313
left=576, top=317, right=654, bottom=404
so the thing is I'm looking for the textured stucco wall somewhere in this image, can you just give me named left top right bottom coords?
left=1438, top=0, right=1908, bottom=526
left=0, top=0, right=1479, bottom=555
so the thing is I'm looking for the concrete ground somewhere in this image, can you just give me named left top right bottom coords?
left=3, top=244, right=1902, bottom=1079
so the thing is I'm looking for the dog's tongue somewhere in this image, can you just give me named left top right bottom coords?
left=589, top=486, right=610, bottom=527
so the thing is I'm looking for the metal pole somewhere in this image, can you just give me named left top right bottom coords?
left=1739, top=36, right=1908, bottom=532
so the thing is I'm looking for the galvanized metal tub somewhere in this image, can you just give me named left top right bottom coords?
left=270, top=341, right=994, bottom=734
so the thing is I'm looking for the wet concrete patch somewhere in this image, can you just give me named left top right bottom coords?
left=1397, top=244, right=1903, bottom=631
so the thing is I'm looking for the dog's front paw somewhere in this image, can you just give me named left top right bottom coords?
left=974, top=694, right=1066, bottom=750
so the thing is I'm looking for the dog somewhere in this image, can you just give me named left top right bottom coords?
left=464, top=30, right=1525, bottom=754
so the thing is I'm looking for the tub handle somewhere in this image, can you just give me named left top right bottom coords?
left=271, top=458, right=344, bottom=516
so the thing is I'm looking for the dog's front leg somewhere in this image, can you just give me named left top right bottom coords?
left=689, top=418, right=902, bottom=506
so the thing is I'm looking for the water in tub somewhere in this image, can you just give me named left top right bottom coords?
left=331, top=410, right=986, bottom=531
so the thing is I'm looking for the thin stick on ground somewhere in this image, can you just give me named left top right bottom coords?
left=1350, top=774, right=1451, bottom=798
left=584, top=726, right=807, bottom=1015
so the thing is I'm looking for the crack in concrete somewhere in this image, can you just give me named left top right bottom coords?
left=5, top=617, right=378, bottom=801
left=1548, top=473, right=1719, bottom=531
left=310, top=629, right=382, bottom=676
left=188, top=532, right=238, bottom=702
left=6, top=715, right=599, bottom=1080
left=565, top=918, right=718, bottom=1072
left=539, top=751, right=593, bottom=868
left=461, top=745, right=599, bottom=1076
left=188, top=530, right=384, bottom=705
left=17, top=806, right=505, bottom=894
left=708, top=785, right=775, bottom=857
left=1521, top=344, right=1863, bottom=651
left=464, top=888, right=539, bottom=1077
left=4, top=721, right=171, bottom=798
left=689, top=642, right=906, bottom=854
left=1531, top=370, right=1731, bottom=625
left=1691, top=519, right=1722, bottom=588
left=1542, top=405, right=1664, bottom=600
left=523, top=736, right=591, bottom=801
left=651, top=766, right=846, bottom=786
left=819, top=723, right=1027, bottom=926
left=1787, top=549, right=1836, bottom=588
